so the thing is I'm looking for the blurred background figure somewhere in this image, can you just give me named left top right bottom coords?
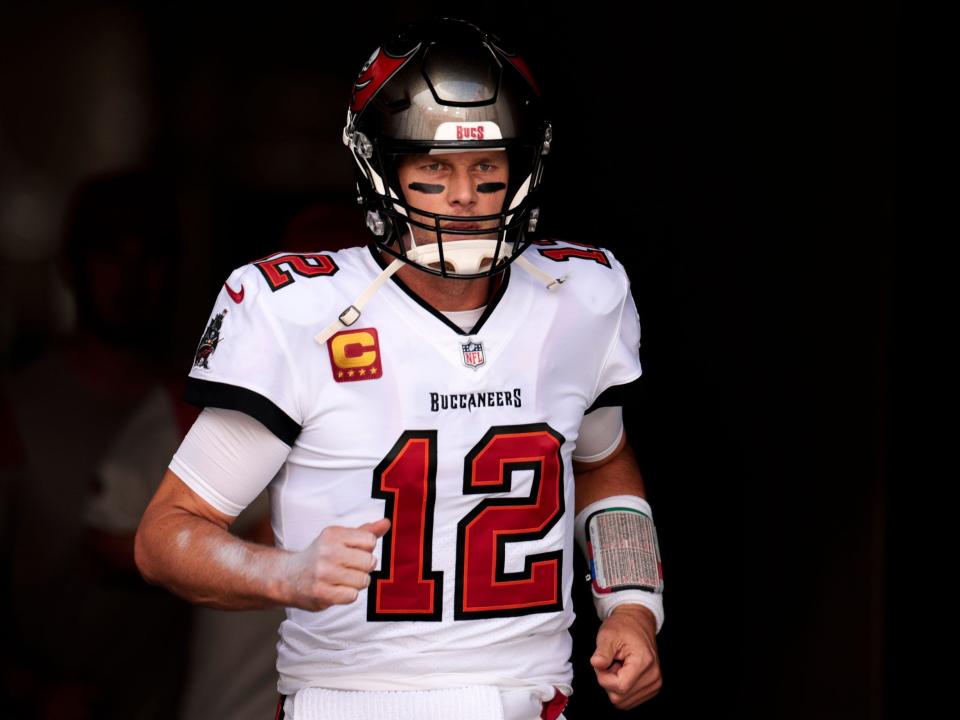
left=0, top=3, right=157, bottom=369
left=86, top=379, right=284, bottom=720
left=1, top=169, right=189, bottom=719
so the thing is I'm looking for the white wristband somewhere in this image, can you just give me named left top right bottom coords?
left=575, top=494, right=665, bottom=634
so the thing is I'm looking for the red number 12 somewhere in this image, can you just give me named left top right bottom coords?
left=368, top=423, right=565, bottom=621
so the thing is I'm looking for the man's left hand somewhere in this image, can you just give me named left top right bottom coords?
left=590, top=603, right=662, bottom=709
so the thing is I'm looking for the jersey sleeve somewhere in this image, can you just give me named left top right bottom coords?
left=586, top=260, right=642, bottom=413
left=184, top=265, right=303, bottom=444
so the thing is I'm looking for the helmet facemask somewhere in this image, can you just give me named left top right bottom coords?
left=346, top=130, right=547, bottom=279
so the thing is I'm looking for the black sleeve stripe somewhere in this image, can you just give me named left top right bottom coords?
left=183, top=378, right=301, bottom=445
left=585, top=376, right=642, bottom=414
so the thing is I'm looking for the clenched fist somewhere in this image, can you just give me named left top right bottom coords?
left=591, top=604, right=662, bottom=709
left=283, top=518, right=391, bottom=611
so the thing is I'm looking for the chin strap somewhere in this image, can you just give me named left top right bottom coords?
left=314, top=257, right=405, bottom=344
left=314, top=250, right=565, bottom=347
left=514, top=254, right=566, bottom=290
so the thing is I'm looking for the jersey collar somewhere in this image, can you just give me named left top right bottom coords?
left=366, top=244, right=511, bottom=336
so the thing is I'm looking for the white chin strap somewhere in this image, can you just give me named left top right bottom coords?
left=315, top=256, right=405, bottom=345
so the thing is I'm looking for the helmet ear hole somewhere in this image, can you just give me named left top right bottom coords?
left=366, top=211, right=386, bottom=237
left=527, top=208, right=540, bottom=232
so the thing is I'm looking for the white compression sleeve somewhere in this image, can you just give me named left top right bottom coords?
left=169, top=407, right=291, bottom=517
left=573, top=406, right=624, bottom=463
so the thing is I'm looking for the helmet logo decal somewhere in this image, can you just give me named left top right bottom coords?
left=461, top=340, right=486, bottom=369
left=408, top=182, right=444, bottom=195
left=501, top=53, right=541, bottom=96
left=327, top=328, right=383, bottom=382
left=477, top=182, right=506, bottom=194
left=350, top=45, right=420, bottom=114
left=434, top=121, right=503, bottom=141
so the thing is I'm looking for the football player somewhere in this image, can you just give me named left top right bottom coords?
left=136, top=18, right=664, bottom=720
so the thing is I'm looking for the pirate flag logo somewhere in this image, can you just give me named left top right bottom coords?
left=194, top=309, right=227, bottom=369
left=349, top=43, right=419, bottom=115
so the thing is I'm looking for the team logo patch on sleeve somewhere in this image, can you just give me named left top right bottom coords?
left=327, top=328, right=383, bottom=382
left=194, top=309, right=227, bottom=369
left=461, top=340, right=485, bottom=369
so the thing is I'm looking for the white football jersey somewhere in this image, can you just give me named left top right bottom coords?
left=184, top=241, right=642, bottom=695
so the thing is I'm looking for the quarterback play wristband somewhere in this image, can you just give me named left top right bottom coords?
left=574, top=495, right=665, bottom=633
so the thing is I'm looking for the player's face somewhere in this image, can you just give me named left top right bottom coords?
left=396, top=150, right=509, bottom=248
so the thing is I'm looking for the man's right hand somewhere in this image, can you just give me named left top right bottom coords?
left=283, top=518, right=391, bottom=611
left=137, top=471, right=392, bottom=611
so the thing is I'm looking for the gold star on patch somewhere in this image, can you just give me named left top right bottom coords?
left=358, top=368, right=366, bottom=376
left=370, top=367, right=378, bottom=375
left=347, top=370, right=355, bottom=377
left=337, top=370, right=344, bottom=378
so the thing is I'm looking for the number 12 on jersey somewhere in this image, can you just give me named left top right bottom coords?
left=368, top=423, right=566, bottom=621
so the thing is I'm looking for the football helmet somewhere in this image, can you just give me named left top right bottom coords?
left=343, top=18, right=552, bottom=279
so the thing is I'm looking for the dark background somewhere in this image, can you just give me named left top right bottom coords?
left=1, top=1, right=897, bottom=718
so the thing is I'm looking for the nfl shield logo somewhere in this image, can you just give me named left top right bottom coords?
left=461, top=340, right=485, bottom=369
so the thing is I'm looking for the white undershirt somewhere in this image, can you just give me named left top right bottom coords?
left=441, top=306, right=487, bottom=332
